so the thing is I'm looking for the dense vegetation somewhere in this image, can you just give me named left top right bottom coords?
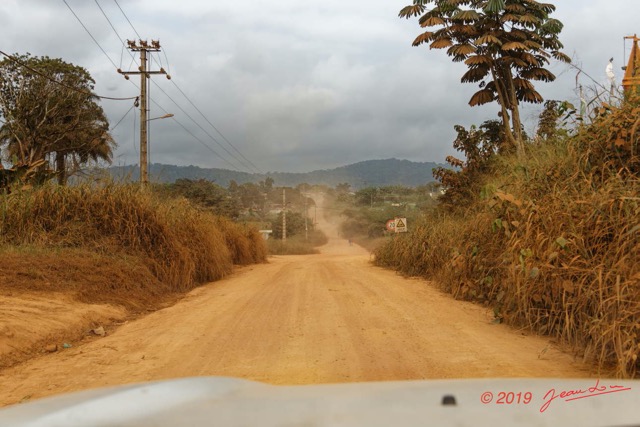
left=156, top=178, right=327, bottom=255
left=325, top=183, right=441, bottom=248
left=374, top=98, right=640, bottom=378
left=381, top=0, right=639, bottom=378
left=0, top=53, right=270, bottom=312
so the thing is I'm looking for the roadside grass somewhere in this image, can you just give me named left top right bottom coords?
left=374, top=101, right=640, bottom=378
left=267, top=230, right=328, bottom=255
left=214, top=216, right=268, bottom=266
left=0, top=183, right=268, bottom=305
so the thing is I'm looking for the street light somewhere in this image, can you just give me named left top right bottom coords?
left=141, top=113, right=173, bottom=185
left=148, top=113, right=174, bottom=121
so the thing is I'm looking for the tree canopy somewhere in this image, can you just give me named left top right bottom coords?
left=0, top=53, right=115, bottom=185
left=400, top=0, right=569, bottom=155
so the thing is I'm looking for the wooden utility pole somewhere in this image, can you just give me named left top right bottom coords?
left=118, top=40, right=170, bottom=185
left=282, top=188, right=287, bottom=241
left=304, top=195, right=308, bottom=241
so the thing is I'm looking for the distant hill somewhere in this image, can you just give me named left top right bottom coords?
left=109, top=158, right=444, bottom=189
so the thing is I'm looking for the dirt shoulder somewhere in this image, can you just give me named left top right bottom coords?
left=0, top=249, right=180, bottom=369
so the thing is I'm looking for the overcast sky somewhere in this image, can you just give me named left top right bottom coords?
left=1, top=0, right=637, bottom=173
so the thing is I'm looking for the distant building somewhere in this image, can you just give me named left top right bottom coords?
left=259, top=230, right=273, bottom=240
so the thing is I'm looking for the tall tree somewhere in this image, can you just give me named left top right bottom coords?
left=400, top=0, right=569, bottom=155
left=160, top=178, right=241, bottom=218
left=0, top=53, right=115, bottom=185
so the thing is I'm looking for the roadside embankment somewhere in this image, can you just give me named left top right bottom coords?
left=0, top=183, right=267, bottom=368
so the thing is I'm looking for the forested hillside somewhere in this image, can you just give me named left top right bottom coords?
left=108, top=158, right=443, bottom=188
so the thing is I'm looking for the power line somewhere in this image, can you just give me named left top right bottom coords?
left=110, top=103, right=136, bottom=131
left=63, top=0, right=223, bottom=172
left=62, top=0, right=118, bottom=70
left=110, top=0, right=263, bottom=174
left=108, top=0, right=262, bottom=173
left=148, top=97, right=243, bottom=171
left=0, top=50, right=138, bottom=102
left=113, top=0, right=142, bottom=40
left=133, top=100, right=138, bottom=154
left=94, top=0, right=125, bottom=47
left=169, top=80, right=264, bottom=174
left=151, top=80, right=252, bottom=173
left=93, top=0, right=139, bottom=69
left=62, top=0, right=143, bottom=101
left=162, top=49, right=172, bottom=76
left=71, top=3, right=236, bottom=172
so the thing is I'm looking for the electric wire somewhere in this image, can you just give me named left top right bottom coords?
left=0, top=50, right=138, bottom=102
left=61, top=0, right=142, bottom=102
left=82, top=0, right=261, bottom=172
left=112, top=0, right=163, bottom=77
left=148, top=76, right=151, bottom=171
left=67, top=10, right=238, bottom=172
left=110, top=0, right=242, bottom=170
left=148, top=98, right=241, bottom=171
left=113, top=0, right=142, bottom=40
left=119, top=43, right=125, bottom=69
left=94, top=0, right=126, bottom=49
left=94, top=0, right=139, bottom=68
left=151, top=80, right=249, bottom=172
left=133, top=99, right=138, bottom=154
left=162, top=49, right=172, bottom=75
left=169, top=80, right=263, bottom=174
left=110, top=103, right=136, bottom=131
left=62, top=0, right=118, bottom=70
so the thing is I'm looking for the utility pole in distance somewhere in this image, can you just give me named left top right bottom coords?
left=304, top=195, right=308, bottom=241
left=282, top=188, right=287, bottom=241
left=118, top=40, right=170, bottom=185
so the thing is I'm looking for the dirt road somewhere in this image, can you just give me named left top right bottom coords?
left=0, top=198, right=592, bottom=407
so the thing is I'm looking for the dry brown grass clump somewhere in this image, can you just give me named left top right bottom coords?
left=374, top=101, right=640, bottom=378
left=214, top=216, right=268, bottom=265
left=0, top=183, right=267, bottom=294
left=0, top=247, right=169, bottom=311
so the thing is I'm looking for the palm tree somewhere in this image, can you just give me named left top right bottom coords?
left=52, top=98, right=115, bottom=185
left=400, top=0, right=569, bottom=156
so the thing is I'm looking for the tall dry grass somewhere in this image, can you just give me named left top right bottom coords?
left=0, top=183, right=267, bottom=293
left=214, top=216, right=268, bottom=265
left=374, top=105, right=640, bottom=378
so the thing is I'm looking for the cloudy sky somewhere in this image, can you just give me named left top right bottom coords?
left=1, top=0, right=637, bottom=173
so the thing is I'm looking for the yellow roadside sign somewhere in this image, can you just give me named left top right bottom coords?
left=395, top=217, right=407, bottom=233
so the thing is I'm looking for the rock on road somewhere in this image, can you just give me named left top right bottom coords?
left=0, top=198, right=592, bottom=407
